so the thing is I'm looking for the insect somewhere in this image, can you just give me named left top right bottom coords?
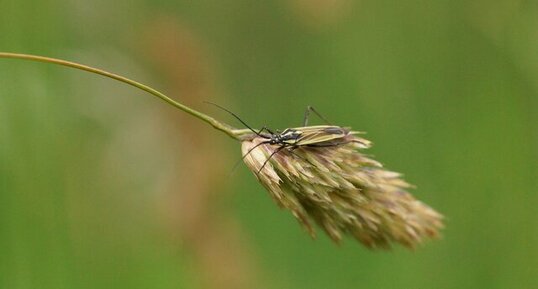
left=206, top=102, right=362, bottom=175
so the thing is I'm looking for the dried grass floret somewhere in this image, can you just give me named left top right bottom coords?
left=242, top=132, right=443, bottom=249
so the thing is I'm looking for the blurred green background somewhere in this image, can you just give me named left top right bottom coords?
left=1, top=1, right=537, bottom=288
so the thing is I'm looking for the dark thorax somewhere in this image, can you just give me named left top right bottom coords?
left=265, top=128, right=303, bottom=145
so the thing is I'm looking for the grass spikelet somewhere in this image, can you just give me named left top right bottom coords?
left=241, top=133, right=443, bottom=249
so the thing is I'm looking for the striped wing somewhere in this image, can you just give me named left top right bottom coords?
left=291, top=125, right=350, bottom=146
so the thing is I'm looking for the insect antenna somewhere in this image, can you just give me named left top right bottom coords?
left=204, top=101, right=266, bottom=137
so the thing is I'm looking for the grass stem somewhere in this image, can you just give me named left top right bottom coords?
left=0, top=52, right=243, bottom=140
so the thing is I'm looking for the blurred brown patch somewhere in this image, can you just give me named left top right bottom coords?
left=142, top=16, right=265, bottom=289
left=288, top=0, right=353, bottom=31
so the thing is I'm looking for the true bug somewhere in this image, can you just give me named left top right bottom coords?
left=206, top=103, right=363, bottom=175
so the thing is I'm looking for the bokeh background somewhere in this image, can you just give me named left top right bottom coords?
left=1, top=1, right=537, bottom=288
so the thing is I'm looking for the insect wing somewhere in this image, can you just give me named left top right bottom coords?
left=292, top=125, right=349, bottom=146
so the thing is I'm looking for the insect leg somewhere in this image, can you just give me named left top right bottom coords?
left=305, top=141, right=348, bottom=148
left=303, top=105, right=332, bottom=126
left=231, top=140, right=272, bottom=173
left=257, top=126, right=275, bottom=136
left=287, top=146, right=315, bottom=167
left=256, top=145, right=286, bottom=177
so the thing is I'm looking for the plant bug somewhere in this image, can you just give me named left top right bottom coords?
left=206, top=102, right=367, bottom=175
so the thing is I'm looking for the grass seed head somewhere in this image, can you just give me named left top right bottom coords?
left=241, top=132, right=444, bottom=249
